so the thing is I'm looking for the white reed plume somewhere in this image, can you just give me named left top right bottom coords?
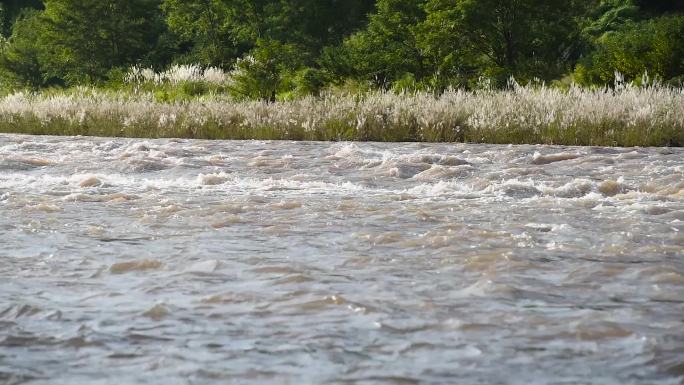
left=125, top=64, right=230, bottom=85
left=0, top=81, right=682, bottom=145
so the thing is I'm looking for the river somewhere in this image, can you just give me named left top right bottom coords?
left=1, top=134, right=683, bottom=385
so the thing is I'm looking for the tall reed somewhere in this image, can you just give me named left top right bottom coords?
left=0, top=84, right=682, bottom=146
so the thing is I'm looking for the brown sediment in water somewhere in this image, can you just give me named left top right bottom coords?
left=79, top=176, right=103, bottom=188
left=110, top=259, right=163, bottom=274
left=598, top=180, right=624, bottom=196
left=142, top=304, right=169, bottom=320
left=531, top=152, right=582, bottom=165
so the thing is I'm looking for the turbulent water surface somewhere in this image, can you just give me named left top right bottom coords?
left=1, top=134, right=683, bottom=385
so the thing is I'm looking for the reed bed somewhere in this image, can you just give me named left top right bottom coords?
left=0, top=84, right=682, bottom=146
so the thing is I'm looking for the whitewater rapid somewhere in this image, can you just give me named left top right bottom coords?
left=1, top=134, right=682, bottom=385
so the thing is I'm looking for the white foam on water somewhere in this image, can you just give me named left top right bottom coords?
left=1, top=134, right=682, bottom=385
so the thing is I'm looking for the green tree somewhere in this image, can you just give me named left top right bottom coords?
left=330, top=0, right=427, bottom=88
left=161, top=0, right=257, bottom=67
left=0, top=0, right=43, bottom=37
left=418, top=0, right=585, bottom=86
left=581, top=0, right=640, bottom=39
left=162, top=0, right=373, bottom=97
left=162, top=0, right=373, bottom=67
left=0, top=9, right=45, bottom=88
left=38, top=0, right=165, bottom=85
left=575, top=14, right=684, bottom=84
left=293, top=0, right=374, bottom=47
left=229, top=38, right=303, bottom=101
left=260, top=0, right=373, bottom=49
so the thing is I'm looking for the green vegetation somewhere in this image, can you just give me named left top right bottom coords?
left=0, top=0, right=682, bottom=145
left=1, top=0, right=683, bottom=93
left=0, top=84, right=681, bottom=146
left=576, top=14, right=684, bottom=86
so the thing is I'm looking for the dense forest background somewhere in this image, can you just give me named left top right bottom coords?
left=0, top=0, right=683, bottom=99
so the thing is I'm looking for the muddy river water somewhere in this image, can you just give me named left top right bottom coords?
left=0, top=134, right=683, bottom=385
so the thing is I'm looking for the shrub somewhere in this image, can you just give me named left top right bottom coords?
left=228, top=39, right=304, bottom=101
left=292, top=68, right=328, bottom=97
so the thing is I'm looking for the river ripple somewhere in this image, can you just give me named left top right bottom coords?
left=0, top=134, right=683, bottom=385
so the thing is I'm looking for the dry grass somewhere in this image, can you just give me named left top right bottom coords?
left=0, top=83, right=682, bottom=146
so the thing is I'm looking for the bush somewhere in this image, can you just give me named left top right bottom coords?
left=292, top=67, right=328, bottom=97
left=228, top=39, right=303, bottom=101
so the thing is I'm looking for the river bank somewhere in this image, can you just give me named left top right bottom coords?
left=0, top=84, right=682, bottom=146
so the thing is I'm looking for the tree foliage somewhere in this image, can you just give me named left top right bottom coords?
left=425, top=0, right=591, bottom=86
left=1, top=0, right=166, bottom=87
left=0, top=0, right=43, bottom=37
left=229, top=38, right=303, bottom=101
left=161, top=0, right=373, bottom=68
left=39, top=0, right=165, bottom=84
left=0, top=0, right=682, bottom=94
left=0, top=9, right=45, bottom=88
left=330, top=0, right=427, bottom=87
left=576, top=14, right=684, bottom=84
